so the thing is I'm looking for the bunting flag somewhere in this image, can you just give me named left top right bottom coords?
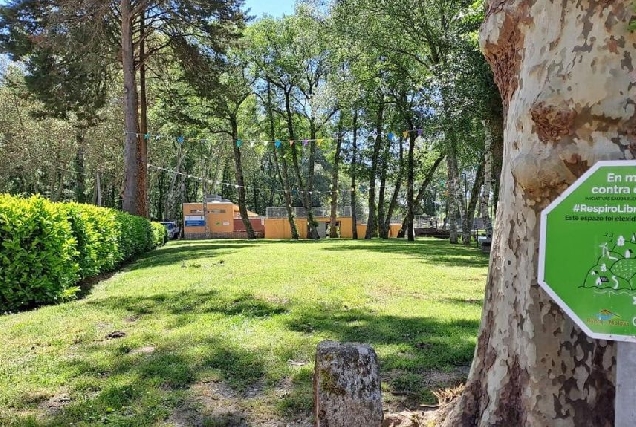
left=147, top=163, right=366, bottom=197
left=125, top=128, right=426, bottom=149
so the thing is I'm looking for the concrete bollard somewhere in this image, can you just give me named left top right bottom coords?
left=313, top=341, right=383, bottom=427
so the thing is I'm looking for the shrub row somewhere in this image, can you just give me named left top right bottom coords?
left=0, top=194, right=165, bottom=313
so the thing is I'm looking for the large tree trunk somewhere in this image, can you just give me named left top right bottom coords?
left=443, top=2, right=628, bottom=425
left=121, top=0, right=143, bottom=216
left=138, top=12, right=149, bottom=218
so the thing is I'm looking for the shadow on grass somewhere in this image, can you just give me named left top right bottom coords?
left=284, top=304, right=478, bottom=405
left=5, top=289, right=478, bottom=425
left=87, top=290, right=288, bottom=319
left=126, top=241, right=258, bottom=271
left=322, top=238, right=489, bottom=268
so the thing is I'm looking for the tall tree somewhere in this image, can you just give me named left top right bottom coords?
left=443, top=1, right=627, bottom=424
left=1, top=0, right=245, bottom=216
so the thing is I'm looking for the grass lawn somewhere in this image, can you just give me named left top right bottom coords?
left=0, top=238, right=488, bottom=426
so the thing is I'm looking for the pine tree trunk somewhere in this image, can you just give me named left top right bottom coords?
left=443, top=2, right=630, bottom=424
left=95, top=171, right=102, bottom=206
left=74, top=129, right=86, bottom=203
left=121, top=0, right=142, bottom=216
left=138, top=11, right=149, bottom=218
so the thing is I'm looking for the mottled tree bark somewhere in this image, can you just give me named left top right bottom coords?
left=443, top=1, right=636, bottom=425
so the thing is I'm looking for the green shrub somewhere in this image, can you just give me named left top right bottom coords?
left=0, top=195, right=79, bottom=312
left=0, top=195, right=165, bottom=313
left=62, top=203, right=120, bottom=278
left=152, top=222, right=167, bottom=247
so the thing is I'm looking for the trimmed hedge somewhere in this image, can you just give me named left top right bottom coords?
left=0, top=195, right=165, bottom=313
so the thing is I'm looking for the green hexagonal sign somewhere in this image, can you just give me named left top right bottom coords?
left=539, top=160, right=636, bottom=342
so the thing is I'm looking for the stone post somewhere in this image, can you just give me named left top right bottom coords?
left=313, top=341, right=383, bottom=427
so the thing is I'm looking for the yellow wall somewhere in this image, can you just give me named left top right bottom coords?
left=264, top=218, right=310, bottom=239
left=183, top=202, right=236, bottom=236
left=389, top=224, right=402, bottom=237
left=206, top=202, right=235, bottom=234
left=183, top=203, right=206, bottom=236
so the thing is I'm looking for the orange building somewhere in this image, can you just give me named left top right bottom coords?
left=182, top=200, right=401, bottom=240
left=182, top=197, right=264, bottom=239
left=263, top=207, right=402, bottom=239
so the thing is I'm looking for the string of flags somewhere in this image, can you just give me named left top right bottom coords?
left=146, top=163, right=371, bottom=196
left=126, top=128, right=425, bottom=148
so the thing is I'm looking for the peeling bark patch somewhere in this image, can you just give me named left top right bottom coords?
left=564, top=329, right=615, bottom=427
left=607, top=36, right=619, bottom=54
left=530, top=101, right=577, bottom=143
left=562, top=154, right=588, bottom=179
left=485, top=0, right=509, bottom=20
left=483, top=12, right=524, bottom=111
left=492, top=356, right=527, bottom=425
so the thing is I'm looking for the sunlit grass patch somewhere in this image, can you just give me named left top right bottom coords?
left=0, top=238, right=488, bottom=425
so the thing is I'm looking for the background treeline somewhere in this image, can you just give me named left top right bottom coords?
left=0, top=194, right=165, bottom=312
left=0, top=0, right=502, bottom=243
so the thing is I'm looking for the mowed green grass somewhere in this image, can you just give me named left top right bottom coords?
left=0, top=238, right=488, bottom=426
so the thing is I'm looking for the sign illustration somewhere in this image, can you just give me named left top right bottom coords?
left=539, top=160, right=636, bottom=342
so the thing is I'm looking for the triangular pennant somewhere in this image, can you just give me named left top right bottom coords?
left=236, top=139, right=243, bottom=148
left=275, top=140, right=282, bottom=149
